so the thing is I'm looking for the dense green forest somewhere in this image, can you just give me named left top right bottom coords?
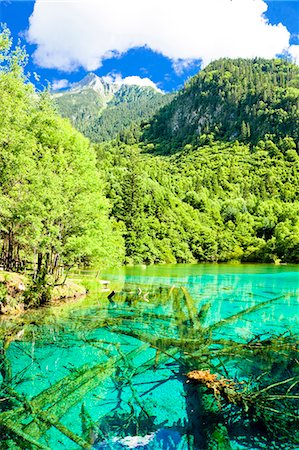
left=1, top=26, right=299, bottom=276
left=0, top=28, right=124, bottom=285
left=145, top=58, right=299, bottom=152
left=96, top=138, right=299, bottom=264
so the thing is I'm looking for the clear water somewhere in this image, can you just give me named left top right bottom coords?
left=0, top=264, right=298, bottom=449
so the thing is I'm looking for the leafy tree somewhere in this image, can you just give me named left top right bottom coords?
left=0, top=28, right=124, bottom=295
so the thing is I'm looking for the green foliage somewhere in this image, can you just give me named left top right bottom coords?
left=145, top=58, right=299, bottom=151
left=96, top=139, right=299, bottom=264
left=0, top=28, right=124, bottom=280
left=0, top=283, right=8, bottom=303
left=23, top=276, right=52, bottom=307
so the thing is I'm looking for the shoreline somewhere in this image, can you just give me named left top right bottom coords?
left=0, top=271, right=87, bottom=316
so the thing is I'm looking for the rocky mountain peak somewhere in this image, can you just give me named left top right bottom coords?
left=69, top=73, right=118, bottom=96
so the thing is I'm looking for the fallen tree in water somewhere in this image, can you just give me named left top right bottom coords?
left=186, top=368, right=299, bottom=416
left=186, top=368, right=299, bottom=448
left=107, top=285, right=299, bottom=448
left=0, top=283, right=298, bottom=449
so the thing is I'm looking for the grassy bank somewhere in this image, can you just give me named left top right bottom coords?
left=0, top=271, right=86, bottom=315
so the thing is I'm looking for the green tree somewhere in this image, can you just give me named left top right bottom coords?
left=0, top=28, right=124, bottom=298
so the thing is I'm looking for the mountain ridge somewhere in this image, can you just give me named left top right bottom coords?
left=144, top=58, right=299, bottom=152
left=53, top=72, right=163, bottom=96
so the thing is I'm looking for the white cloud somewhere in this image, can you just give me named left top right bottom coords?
left=289, top=44, right=299, bottom=64
left=27, top=0, right=292, bottom=72
left=103, top=73, right=163, bottom=92
left=52, top=79, right=70, bottom=90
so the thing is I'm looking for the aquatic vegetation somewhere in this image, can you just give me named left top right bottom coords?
left=0, top=273, right=298, bottom=449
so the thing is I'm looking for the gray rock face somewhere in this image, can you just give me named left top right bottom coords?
left=68, top=73, right=119, bottom=98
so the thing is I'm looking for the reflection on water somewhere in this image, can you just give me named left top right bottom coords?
left=0, top=264, right=298, bottom=449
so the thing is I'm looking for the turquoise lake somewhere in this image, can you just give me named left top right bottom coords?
left=0, top=264, right=298, bottom=449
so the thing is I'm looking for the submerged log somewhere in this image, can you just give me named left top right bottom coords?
left=186, top=368, right=299, bottom=445
left=186, top=369, right=244, bottom=406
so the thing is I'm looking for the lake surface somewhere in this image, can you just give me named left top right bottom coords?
left=0, top=264, right=298, bottom=449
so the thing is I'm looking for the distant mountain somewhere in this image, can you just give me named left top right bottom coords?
left=53, top=74, right=174, bottom=142
left=144, top=58, right=299, bottom=151
left=66, top=73, right=117, bottom=97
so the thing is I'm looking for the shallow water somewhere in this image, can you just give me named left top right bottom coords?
left=0, top=264, right=298, bottom=449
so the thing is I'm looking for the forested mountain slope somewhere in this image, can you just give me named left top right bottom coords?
left=96, top=139, right=299, bottom=265
left=144, top=58, right=299, bottom=152
left=53, top=74, right=173, bottom=142
left=53, top=58, right=299, bottom=265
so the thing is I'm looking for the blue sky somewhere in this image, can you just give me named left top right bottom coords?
left=0, top=0, right=298, bottom=92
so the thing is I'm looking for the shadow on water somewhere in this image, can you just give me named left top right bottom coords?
left=0, top=268, right=298, bottom=449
